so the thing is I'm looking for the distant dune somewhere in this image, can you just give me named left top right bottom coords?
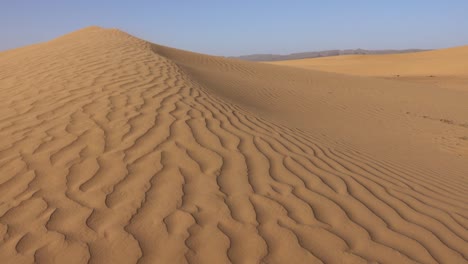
left=270, top=46, right=468, bottom=91
left=232, top=48, right=428, bottom=61
left=0, top=27, right=467, bottom=264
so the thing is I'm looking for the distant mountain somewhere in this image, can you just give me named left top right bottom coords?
left=232, top=49, right=429, bottom=61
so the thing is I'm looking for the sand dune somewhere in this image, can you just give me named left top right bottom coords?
left=232, top=48, right=428, bottom=61
left=269, top=46, right=468, bottom=91
left=0, top=27, right=467, bottom=264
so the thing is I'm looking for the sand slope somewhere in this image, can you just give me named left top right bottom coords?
left=269, top=46, right=468, bottom=91
left=0, top=27, right=467, bottom=264
left=269, top=45, right=468, bottom=76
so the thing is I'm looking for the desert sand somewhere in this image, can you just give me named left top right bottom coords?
left=269, top=46, right=468, bottom=91
left=0, top=27, right=467, bottom=263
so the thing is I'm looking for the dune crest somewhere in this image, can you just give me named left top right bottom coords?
left=0, top=27, right=467, bottom=263
left=269, top=46, right=468, bottom=91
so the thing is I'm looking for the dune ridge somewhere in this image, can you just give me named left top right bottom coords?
left=269, top=45, right=468, bottom=75
left=232, top=48, right=428, bottom=62
left=0, top=27, right=467, bottom=263
left=269, top=46, right=468, bottom=91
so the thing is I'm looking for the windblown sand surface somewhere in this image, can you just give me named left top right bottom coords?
left=269, top=46, right=468, bottom=91
left=0, top=27, right=467, bottom=263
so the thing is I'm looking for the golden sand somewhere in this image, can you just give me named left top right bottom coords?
left=0, top=27, right=467, bottom=263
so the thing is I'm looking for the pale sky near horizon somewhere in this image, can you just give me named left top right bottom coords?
left=1, top=1, right=468, bottom=56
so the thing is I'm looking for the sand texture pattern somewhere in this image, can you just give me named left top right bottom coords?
left=0, top=27, right=467, bottom=264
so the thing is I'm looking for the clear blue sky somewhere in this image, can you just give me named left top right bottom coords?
left=2, top=1, right=468, bottom=56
